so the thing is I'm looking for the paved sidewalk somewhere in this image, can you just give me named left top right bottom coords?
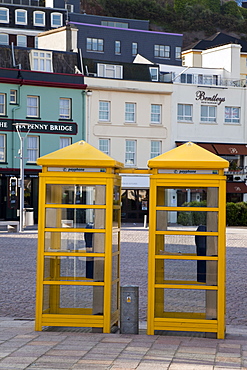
left=0, top=318, right=247, bottom=369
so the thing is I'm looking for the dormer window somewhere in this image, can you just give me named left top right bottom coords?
left=15, top=9, right=27, bottom=25
left=0, top=8, right=9, bottom=23
left=51, top=12, right=62, bottom=28
left=149, top=67, right=158, bottom=81
left=97, top=64, right=123, bottom=79
left=30, top=50, right=53, bottom=72
left=34, top=11, right=45, bottom=26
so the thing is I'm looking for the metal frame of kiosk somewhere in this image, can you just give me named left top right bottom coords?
left=147, top=142, right=229, bottom=339
left=35, top=141, right=122, bottom=333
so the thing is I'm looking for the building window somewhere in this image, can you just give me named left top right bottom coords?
left=115, top=41, right=121, bottom=55
left=60, top=137, right=71, bottom=148
left=10, top=90, right=17, bottom=104
left=99, top=138, right=110, bottom=155
left=51, top=12, right=62, bottom=28
left=0, top=134, right=5, bottom=162
left=27, top=96, right=39, bottom=118
left=97, top=64, right=123, bottom=79
left=30, top=50, right=53, bottom=72
left=181, top=74, right=193, bottom=83
left=0, top=93, right=6, bottom=115
left=132, top=42, right=138, bottom=56
left=125, top=103, right=136, bottom=123
left=0, top=8, right=9, bottom=23
left=15, top=9, right=27, bottom=25
left=87, top=38, right=104, bottom=52
left=65, top=3, right=74, bottom=13
left=27, top=136, right=39, bottom=163
left=33, top=11, right=45, bottom=26
left=150, top=141, right=161, bottom=159
left=17, top=35, right=27, bottom=47
left=225, top=107, right=240, bottom=124
left=125, top=140, right=136, bottom=166
left=99, top=101, right=110, bottom=121
left=0, top=33, right=8, bottom=45
left=177, top=104, right=193, bottom=122
left=59, top=98, right=71, bottom=120
left=154, top=44, right=170, bottom=58
left=149, top=67, right=158, bottom=81
left=175, top=46, right=181, bottom=59
left=151, top=104, right=161, bottom=124
left=101, top=21, right=128, bottom=28
left=201, top=105, right=216, bottom=123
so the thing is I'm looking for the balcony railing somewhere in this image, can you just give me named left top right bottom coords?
left=162, top=72, right=246, bottom=87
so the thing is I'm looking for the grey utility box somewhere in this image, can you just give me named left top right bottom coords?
left=120, top=285, right=139, bottom=334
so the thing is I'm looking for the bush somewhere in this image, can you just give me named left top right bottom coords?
left=177, top=200, right=207, bottom=226
left=226, top=202, right=247, bottom=226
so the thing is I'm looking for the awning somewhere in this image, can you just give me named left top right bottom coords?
left=227, top=182, right=247, bottom=193
left=175, top=142, right=217, bottom=154
left=176, top=142, right=247, bottom=155
left=213, top=144, right=247, bottom=155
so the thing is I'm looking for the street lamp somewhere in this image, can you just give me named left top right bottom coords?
left=14, top=123, right=32, bottom=232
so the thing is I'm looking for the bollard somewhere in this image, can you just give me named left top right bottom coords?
left=120, top=285, right=139, bottom=334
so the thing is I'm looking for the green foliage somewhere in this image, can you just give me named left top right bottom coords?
left=221, top=1, right=243, bottom=19
left=98, top=0, right=245, bottom=36
left=226, top=202, right=247, bottom=226
left=177, top=200, right=207, bottom=226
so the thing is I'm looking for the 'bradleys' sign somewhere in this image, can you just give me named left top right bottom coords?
left=195, top=90, right=225, bottom=105
left=0, top=119, right=77, bottom=135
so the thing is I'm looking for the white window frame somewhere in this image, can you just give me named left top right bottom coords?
left=0, top=134, right=6, bottom=162
left=225, top=107, right=240, bottom=124
left=115, top=40, right=121, bottom=55
left=151, top=104, right=161, bottom=124
left=27, top=95, right=39, bottom=118
left=132, top=42, right=138, bottom=56
left=125, top=103, right=136, bottom=123
left=0, top=7, right=9, bottom=23
left=154, top=44, right=170, bottom=58
left=175, top=46, right=181, bottom=59
left=30, top=50, right=53, bottom=72
left=0, top=33, right=8, bottom=45
left=150, top=140, right=161, bottom=159
left=33, top=11, right=45, bottom=26
left=177, top=104, right=193, bottom=122
left=15, top=9, right=27, bottom=25
left=65, top=3, right=74, bottom=12
left=59, top=98, right=71, bottom=120
left=125, top=140, right=136, bottom=166
left=10, top=90, right=17, bottom=104
left=51, top=12, right=62, bottom=28
left=200, top=105, right=216, bottom=123
left=17, top=35, right=27, bottom=47
left=87, top=37, right=104, bottom=52
left=27, top=135, right=39, bottom=163
left=97, top=64, right=123, bottom=79
left=0, top=93, right=6, bottom=115
left=99, top=101, right=110, bottom=122
left=60, top=137, right=71, bottom=148
left=99, top=138, right=110, bottom=155
left=149, top=67, right=159, bottom=82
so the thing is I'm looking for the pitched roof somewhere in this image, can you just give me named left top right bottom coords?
left=184, top=32, right=247, bottom=53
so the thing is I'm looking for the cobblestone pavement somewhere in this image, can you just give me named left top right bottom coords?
left=1, top=226, right=247, bottom=369
left=0, top=226, right=247, bottom=327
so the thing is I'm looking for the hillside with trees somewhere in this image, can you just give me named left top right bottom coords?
left=80, top=0, right=247, bottom=47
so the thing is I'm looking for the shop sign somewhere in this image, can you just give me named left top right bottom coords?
left=195, top=90, right=225, bottom=105
left=0, top=119, right=77, bottom=134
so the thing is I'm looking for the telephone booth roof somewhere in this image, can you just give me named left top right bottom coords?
left=148, top=142, right=229, bottom=170
left=37, top=140, right=124, bottom=168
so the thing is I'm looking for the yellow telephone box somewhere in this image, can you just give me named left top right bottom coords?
left=147, top=142, right=229, bottom=339
left=35, top=141, right=123, bottom=332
